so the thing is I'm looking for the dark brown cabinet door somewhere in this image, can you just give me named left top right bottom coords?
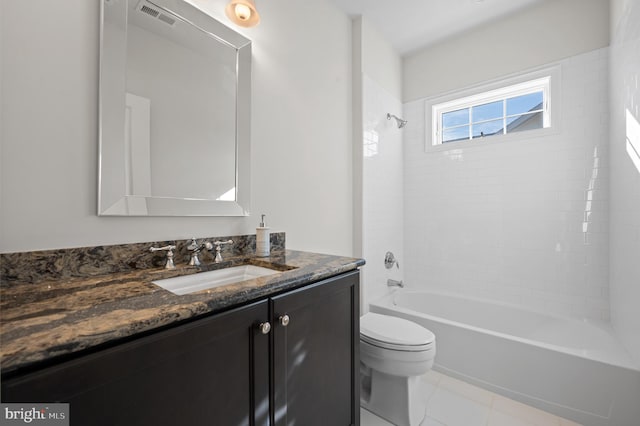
left=2, top=299, right=270, bottom=426
left=270, top=271, right=360, bottom=426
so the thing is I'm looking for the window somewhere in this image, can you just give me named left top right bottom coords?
left=432, top=77, right=551, bottom=145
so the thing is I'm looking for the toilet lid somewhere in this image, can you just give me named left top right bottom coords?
left=360, top=312, right=435, bottom=350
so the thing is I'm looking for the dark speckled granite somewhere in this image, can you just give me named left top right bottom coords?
left=0, top=233, right=286, bottom=284
left=0, top=237, right=364, bottom=374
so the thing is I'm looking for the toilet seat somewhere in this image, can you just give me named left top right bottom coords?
left=360, top=313, right=435, bottom=352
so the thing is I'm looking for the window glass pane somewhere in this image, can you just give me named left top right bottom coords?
left=432, top=76, right=551, bottom=146
left=472, top=101, right=502, bottom=123
left=506, top=111, right=544, bottom=133
left=506, top=92, right=543, bottom=116
left=442, top=108, right=469, bottom=128
left=472, top=119, right=503, bottom=139
left=443, top=126, right=469, bottom=143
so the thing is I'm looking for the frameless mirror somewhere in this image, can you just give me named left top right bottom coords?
left=99, top=0, right=251, bottom=216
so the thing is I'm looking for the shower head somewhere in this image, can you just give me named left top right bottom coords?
left=387, top=113, right=408, bottom=129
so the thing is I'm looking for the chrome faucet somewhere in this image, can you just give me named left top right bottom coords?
left=187, top=238, right=213, bottom=266
left=384, top=252, right=399, bottom=269
left=149, top=245, right=176, bottom=269
left=387, top=279, right=404, bottom=288
left=213, top=239, right=233, bottom=263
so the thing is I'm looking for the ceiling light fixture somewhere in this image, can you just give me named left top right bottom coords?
left=225, top=0, right=260, bottom=28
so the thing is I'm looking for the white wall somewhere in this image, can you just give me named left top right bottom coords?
left=403, top=48, right=611, bottom=321
left=352, top=18, right=404, bottom=310
left=403, top=0, right=610, bottom=102
left=609, top=0, right=640, bottom=366
left=0, top=0, right=353, bottom=255
left=358, top=19, right=402, bottom=102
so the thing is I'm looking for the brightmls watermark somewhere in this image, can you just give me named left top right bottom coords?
left=1, top=404, right=68, bottom=425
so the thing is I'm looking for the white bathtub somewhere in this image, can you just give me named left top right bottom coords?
left=369, top=290, right=640, bottom=426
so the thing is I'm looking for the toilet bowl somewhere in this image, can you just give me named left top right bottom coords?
left=360, top=312, right=436, bottom=426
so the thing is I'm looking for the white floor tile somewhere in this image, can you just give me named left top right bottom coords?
left=418, top=377, right=439, bottom=403
left=487, top=409, right=535, bottom=426
left=361, top=407, right=393, bottom=426
left=438, top=374, right=494, bottom=406
left=491, top=396, right=560, bottom=426
left=421, top=370, right=445, bottom=386
left=361, top=372, right=579, bottom=426
left=559, top=419, right=583, bottom=426
left=427, top=387, right=490, bottom=426
left=420, top=416, right=446, bottom=426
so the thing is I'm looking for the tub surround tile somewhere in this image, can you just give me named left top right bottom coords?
left=0, top=236, right=364, bottom=374
left=403, top=48, right=611, bottom=322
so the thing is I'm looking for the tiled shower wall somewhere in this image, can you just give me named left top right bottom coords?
left=362, top=74, right=404, bottom=310
left=609, top=0, right=640, bottom=365
left=403, top=48, right=610, bottom=321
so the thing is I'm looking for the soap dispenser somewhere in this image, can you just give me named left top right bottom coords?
left=256, top=214, right=270, bottom=257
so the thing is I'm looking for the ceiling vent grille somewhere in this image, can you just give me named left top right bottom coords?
left=136, top=1, right=177, bottom=27
left=140, top=5, right=160, bottom=18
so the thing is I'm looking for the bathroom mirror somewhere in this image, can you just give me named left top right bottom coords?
left=99, top=0, right=251, bottom=216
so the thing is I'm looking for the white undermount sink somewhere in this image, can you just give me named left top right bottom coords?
left=152, top=265, right=282, bottom=295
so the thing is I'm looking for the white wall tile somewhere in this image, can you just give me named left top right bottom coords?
left=361, top=75, right=404, bottom=309
left=403, top=48, right=610, bottom=321
left=609, top=0, right=640, bottom=365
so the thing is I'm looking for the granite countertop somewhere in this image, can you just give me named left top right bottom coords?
left=0, top=249, right=364, bottom=374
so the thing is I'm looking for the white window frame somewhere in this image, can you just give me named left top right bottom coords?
left=425, top=65, right=561, bottom=150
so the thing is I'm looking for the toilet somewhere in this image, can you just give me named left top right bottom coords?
left=360, top=312, right=436, bottom=426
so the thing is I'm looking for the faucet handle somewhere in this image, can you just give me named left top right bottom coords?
left=187, top=239, right=215, bottom=266
left=187, top=238, right=199, bottom=251
left=149, top=245, right=176, bottom=253
left=149, top=245, right=176, bottom=269
left=384, top=252, right=399, bottom=269
left=213, top=240, right=234, bottom=263
left=187, top=239, right=214, bottom=252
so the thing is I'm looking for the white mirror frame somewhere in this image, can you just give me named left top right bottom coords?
left=98, top=0, right=251, bottom=216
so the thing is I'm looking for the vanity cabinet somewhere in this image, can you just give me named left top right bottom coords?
left=271, top=270, right=359, bottom=426
left=1, top=270, right=360, bottom=426
left=2, top=299, right=271, bottom=426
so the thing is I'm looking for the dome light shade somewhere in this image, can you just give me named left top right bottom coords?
left=225, top=0, right=260, bottom=28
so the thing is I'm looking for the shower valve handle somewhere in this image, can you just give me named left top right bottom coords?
left=384, top=252, right=399, bottom=269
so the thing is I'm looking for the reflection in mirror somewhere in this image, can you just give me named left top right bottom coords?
left=99, top=0, right=251, bottom=216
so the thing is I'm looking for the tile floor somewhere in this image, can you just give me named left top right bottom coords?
left=360, top=370, right=582, bottom=426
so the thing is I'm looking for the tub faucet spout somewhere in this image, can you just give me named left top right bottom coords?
left=387, top=279, right=404, bottom=288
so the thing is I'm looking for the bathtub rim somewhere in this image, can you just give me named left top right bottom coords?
left=370, top=289, right=639, bottom=372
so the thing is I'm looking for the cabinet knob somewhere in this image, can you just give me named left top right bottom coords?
left=279, top=314, right=290, bottom=327
left=259, top=322, right=271, bottom=334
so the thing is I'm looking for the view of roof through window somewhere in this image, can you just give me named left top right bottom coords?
left=432, top=76, right=550, bottom=145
